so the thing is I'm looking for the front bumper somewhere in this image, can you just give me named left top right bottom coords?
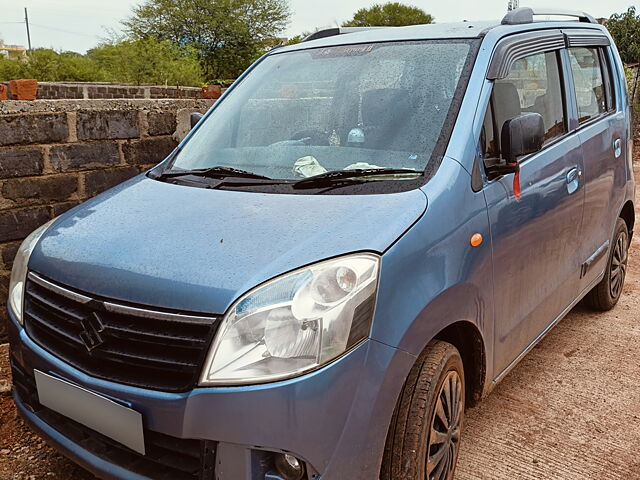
left=7, top=310, right=415, bottom=480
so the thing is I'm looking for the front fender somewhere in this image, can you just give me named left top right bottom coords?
left=371, top=156, right=495, bottom=378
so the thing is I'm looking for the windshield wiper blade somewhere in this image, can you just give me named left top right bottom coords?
left=292, top=168, right=422, bottom=189
left=157, top=166, right=272, bottom=181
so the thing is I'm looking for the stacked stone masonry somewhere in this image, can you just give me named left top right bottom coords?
left=0, top=99, right=214, bottom=340
left=0, top=82, right=213, bottom=100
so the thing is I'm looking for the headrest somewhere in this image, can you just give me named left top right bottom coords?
left=492, top=82, right=522, bottom=125
left=362, top=88, right=411, bottom=127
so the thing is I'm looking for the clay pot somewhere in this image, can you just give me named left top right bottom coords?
left=9, top=79, right=38, bottom=100
left=201, top=84, right=223, bottom=100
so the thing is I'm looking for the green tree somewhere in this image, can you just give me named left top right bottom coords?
left=342, top=2, right=434, bottom=27
left=123, top=0, right=290, bottom=80
left=286, top=31, right=316, bottom=45
left=286, top=34, right=306, bottom=45
left=607, top=7, right=640, bottom=64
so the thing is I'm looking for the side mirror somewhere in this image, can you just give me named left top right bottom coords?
left=486, top=112, right=544, bottom=179
left=501, top=112, right=544, bottom=162
left=190, top=112, right=204, bottom=129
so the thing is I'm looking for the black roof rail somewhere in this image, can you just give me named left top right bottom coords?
left=502, top=7, right=597, bottom=26
left=303, top=27, right=388, bottom=42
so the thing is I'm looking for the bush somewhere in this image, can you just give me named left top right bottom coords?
left=88, top=38, right=203, bottom=86
left=0, top=55, right=26, bottom=80
left=0, top=38, right=203, bottom=87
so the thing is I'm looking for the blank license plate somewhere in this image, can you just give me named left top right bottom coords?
left=34, top=370, right=145, bottom=455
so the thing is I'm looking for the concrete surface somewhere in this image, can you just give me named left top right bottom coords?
left=455, top=161, right=640, bottom=480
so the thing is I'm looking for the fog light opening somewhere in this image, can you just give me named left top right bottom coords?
left=274, top=453, right=305, bottom=480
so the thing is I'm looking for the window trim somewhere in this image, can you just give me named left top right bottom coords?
left=552, top=49, right=570, bottom=142
left=487, top=30, right=566, bottom=80
left=599, top=47, right=616, bottom=112
left=565, top=31, right=611, bottom=48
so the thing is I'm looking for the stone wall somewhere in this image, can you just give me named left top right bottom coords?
left=5, top=82, right=204, bottom=100
left=0, top=98, right=214, bottom=341
left=0, top=82, right=226, bottom=100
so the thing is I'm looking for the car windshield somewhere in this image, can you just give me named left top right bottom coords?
left=171, top=40, right=475, bottom=181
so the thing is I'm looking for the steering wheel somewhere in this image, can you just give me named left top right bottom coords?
left=291, top=129, right=330, bottom=146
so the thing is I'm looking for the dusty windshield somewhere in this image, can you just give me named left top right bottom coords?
left=171, top=40, right=474, bottom=181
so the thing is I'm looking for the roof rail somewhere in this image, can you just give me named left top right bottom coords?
left=502, top=7, right=597, bottom=26
left=303, top=27, right=387, bottom=42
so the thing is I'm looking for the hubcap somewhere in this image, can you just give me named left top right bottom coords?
left=610, top=230, right=629, bottom=299
left=426, top=371, right=463, bottom=480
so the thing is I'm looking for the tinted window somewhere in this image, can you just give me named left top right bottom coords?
left=568, top=47, right=607, bottom=123
left=482, top=51, right=565, bottom=160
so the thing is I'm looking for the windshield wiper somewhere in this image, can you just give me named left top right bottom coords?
left=292, top=168, right=422, bottom=189
left=156, top=166, right=272, bottom=181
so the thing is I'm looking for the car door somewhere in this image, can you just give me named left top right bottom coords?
left=562, top=33, right=629, bottom=293
left=480, top=47, right=586, bottom=376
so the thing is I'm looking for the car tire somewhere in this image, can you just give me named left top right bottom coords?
left=583, top=218, right=630, bottom=311
left=381, top=340, right=465, bottom=480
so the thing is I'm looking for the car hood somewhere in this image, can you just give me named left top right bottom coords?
left=30, top=176, right=427, bottom=314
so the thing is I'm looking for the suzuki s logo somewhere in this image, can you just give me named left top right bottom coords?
left=79, top=312, right=105, bottom=352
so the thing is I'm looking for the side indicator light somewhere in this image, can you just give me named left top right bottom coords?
left=470, top=233, right=483, bottom=247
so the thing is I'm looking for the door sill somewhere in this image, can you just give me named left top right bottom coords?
left=492, top=270, right=605, bottom=385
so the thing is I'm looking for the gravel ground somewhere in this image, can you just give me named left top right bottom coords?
left=0, top=165, right=638, bottom=480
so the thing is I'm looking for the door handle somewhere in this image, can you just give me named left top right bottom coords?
left=566, top=167, right=581, bottom=194
left=566, top=167, right=580, bottom=184
left=614, top=138, right=622, bottom=158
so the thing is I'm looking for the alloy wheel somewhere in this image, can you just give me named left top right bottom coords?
left=610, top=230, right=629, bottom=300
left=426, top=370, right=463, bottom=480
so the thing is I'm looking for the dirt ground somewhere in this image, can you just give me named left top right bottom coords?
left=0, top=168, right=639, bottom=480
left=456, top=160, right=640, bottom=480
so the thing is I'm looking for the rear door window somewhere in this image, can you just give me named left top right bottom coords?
left=568, top=47, right=608, bottom=123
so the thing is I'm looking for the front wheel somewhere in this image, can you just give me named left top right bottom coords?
left=583, top=218, right=630, bottom=311
left=381, top=340, right=465, bottom=480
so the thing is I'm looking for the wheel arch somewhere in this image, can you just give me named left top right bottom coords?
left=382, top=281, right=492, bottom=409
left=619, top=200, right=635, bottom=238
left=433, top=320, right=486, bottom=408
left=378, top=319, right=487, bottom=479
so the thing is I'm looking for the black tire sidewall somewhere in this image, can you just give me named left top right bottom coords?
left=604, top=219, right=630, bottom=305
left=420, top=351, right=465, bottom=479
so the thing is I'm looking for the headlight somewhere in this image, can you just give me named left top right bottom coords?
left=200, top=253, right=380, bottom=385
left=8, top=218, right=56, bottom=325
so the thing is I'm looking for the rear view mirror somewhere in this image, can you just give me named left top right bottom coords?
left=501, top=112, right=544, bottom=163
left=485, top=112, right=544, bottom=180
left=190, top=113, right=204, bottom=129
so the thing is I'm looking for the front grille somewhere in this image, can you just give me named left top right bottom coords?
left=11, top=361, right=216, bottom=480
left=23, top=272, right=220, bottom=392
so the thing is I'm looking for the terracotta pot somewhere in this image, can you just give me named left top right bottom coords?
left=201, top=84, right=223, bottom=100
left=0, top=84, right=7, bottom=100
left=9, top=79, right=38, bottom=100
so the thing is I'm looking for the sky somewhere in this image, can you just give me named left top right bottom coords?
left=0, top=0, right=637, bottom=53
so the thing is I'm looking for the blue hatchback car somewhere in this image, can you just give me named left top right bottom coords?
left=7, top=7, right=636, bottom=480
